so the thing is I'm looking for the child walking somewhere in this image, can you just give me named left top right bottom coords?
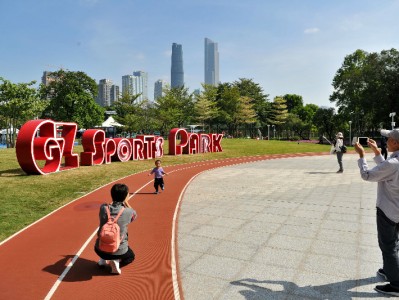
left=149, top=159, right=168, bottom=194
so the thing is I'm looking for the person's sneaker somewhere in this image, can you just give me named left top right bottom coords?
left=377, top=268, right=388, bottom=281
left=161, top=186, right=164, bottom=191
left=375, top=284, right=399, bottom=296
left=109, top=260, right=121, bottom=275
left=97, top=258, right=107, bottom=268
left=154, top=191, right=158, bottom=194
left=336, top=170, right=343, bottom=173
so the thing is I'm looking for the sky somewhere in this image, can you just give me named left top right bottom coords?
left=1, top=0, right=399, bottom=107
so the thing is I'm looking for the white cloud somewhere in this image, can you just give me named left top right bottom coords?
left=304, top=28, right=320, bottom=34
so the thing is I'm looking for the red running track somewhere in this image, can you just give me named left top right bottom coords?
left=0, top=153, right=327, bottom=300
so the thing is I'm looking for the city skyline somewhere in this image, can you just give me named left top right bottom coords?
left=1, top=1, right=399, bottom=108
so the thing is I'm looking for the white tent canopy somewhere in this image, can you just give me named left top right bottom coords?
left=101, top=116, right=123, bottom=127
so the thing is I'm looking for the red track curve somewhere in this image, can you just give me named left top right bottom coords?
left=0, top=153, right=327, bottom=300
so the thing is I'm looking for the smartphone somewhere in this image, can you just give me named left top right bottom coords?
left=358, top=137, right=369, bottom=146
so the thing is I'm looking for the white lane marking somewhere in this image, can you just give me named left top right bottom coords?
left=44, top=229, right=98, bottom=300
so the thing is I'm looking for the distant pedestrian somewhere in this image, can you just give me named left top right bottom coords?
left=354, top=129, right=399, bottom=296
left=149, top=159, right=168, bottom=194
left=380, top=136, right=388, bottom=160
left=334, top=132, right=345, bottom=173
left=94, top=183, right=137, bottom=275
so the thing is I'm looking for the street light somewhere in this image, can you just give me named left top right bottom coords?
left=272, top=125, right=276, bottom=139
left=267, top=125, right=270, bottom=140
left=348, top=121, right=352, bottom=145
left=389, top=112, right=396, bottom=130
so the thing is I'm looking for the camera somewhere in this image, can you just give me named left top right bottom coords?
left=358, top=137, right=369, bottom=146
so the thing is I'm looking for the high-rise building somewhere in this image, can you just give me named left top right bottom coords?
left=41, top=71, right=56, bottom=86
left=171, top=43, right=184, bottom=88
left=122, top=71, right=148, bottom=101
left=97, top=79, right=113, bottom=107
left=122, top=75, right=134, bottom=96
left=154, top=79, right=167, bottom=100
left=110, top=85, right=120, bottom=103
left=133, top=71, right=148, bottom=101
left=204, top=38, right=219, bottom=86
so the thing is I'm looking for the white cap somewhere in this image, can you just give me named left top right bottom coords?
left=380, top=129, right=399, bottom=141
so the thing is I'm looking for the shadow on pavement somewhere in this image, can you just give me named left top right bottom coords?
left=231, top=277, right=384, bottom=299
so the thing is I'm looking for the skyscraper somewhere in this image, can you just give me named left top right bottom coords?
left=122, top=71, right=148, bottom=101
left=171, top=43, right=184, bottom=88
left=154, top=79, right=167, bottom=100
left=97, top=79, right=113, bottom=107
left=133, top=71, right=148, bottom=101
left=110, top=85, right=120, bottom=103
left=204, top=38, right=219, bottom=86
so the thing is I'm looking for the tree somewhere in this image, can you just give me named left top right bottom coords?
left=40, top=70, right=104, bottom=129
left=193, top=84, right=219, bottom=131
left=313, top=107, right=337, bottom=141
left=283, top=94, right=304, bottom=113
left=233, top=78, right=271, bottom=133
left=236, top=95, right=257, bottom=135
left=330, top=48, right=399, bottom=135
left=113, top=92, right=142, bottom=135
left=282, top=113, right=311, bottom=140
left=0, top=78, right=47, bottom=147
left=214, top=83, right=257, bottom=137
left=270, top=96, right=288, bottom=125
left=154, top=86, right=194, bottom=135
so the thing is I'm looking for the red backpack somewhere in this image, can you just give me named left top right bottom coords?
left=98, top=205, right=125, bottom=253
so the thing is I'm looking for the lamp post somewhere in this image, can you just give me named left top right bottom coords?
left=348, top=121, right=352, bottom=145
left=389, top=112, right=396, bottom=130
left=267, top=125, right=270, bottom=140
left=272, top=125, right=276, bottom=139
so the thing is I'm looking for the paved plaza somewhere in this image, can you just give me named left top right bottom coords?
left=178, top=153, right=391, bottom=299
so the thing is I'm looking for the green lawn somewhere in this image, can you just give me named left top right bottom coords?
left=0, top=139, right=331, bottom=242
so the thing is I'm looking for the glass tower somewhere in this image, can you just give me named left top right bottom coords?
left=171, top=43, right=184, bottom=88
left=204, top=38, right=219, bottom=86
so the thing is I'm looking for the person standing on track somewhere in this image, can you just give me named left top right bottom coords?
left=149, top=159, right=168, bottom=194
left=94, top=183, right=137, bottom=275
left=354, top=129, right=399, bottom=296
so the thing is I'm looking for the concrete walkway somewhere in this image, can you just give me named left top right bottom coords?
left=178, top=154, right=390, bottom=299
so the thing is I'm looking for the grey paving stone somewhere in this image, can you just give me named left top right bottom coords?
left=178, top=154, right=387, bottom=299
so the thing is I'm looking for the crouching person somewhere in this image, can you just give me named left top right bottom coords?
left=94, top=183, right=137, bottom=274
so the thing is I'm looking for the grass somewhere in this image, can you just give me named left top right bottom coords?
left=0, top=139, right=331, bottom=242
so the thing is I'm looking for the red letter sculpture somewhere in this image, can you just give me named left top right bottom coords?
left=16, top=119, right=79, bottom=175
left=168, top=128, right=189, bottom=155
left=80, top=129, right=105, bottom=166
